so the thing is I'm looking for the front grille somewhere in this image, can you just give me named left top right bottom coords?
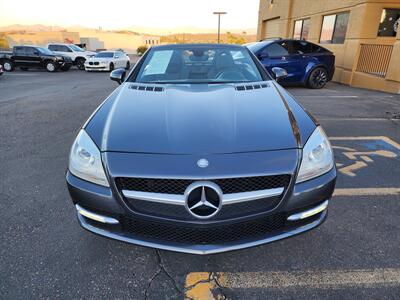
left=115, top=175, right=291, bottom=195
left=126, top=195, right=281, bottom=221
left=119, top=213, right=286, bottom=244
left=89, top=62, right=93, bottom=65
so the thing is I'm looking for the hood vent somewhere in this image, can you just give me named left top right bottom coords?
left=235, top=83, right=269, bottom=91
left=129, top=84, right=164, bottom=92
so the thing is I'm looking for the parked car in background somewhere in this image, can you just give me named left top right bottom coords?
left=0, top=46, right=73, bottom=72
left=84, top=51, right=130, bottom=72
left=47, top=43, right=96, bottom=70
left=247, top=39, right=335, bottom=89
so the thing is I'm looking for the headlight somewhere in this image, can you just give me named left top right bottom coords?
left=69, top=130, right=109, bottom=187
left=296, top=127, right=334, bottom=183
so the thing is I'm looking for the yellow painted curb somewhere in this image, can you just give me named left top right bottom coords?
left=185, top=272, right=215, bottom=300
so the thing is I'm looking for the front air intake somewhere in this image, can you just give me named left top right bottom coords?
left=235, top=83, right=269, bottom=91
left=129, top=84, right=164, bottom=92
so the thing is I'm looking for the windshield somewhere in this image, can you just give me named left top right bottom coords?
left=37, top=47, right=55, bottom=55
left=95, top=52, right=113, bottom=58
left=134, top=45, right=263, bottom=84
left=69, top=44, right=84, bottom=52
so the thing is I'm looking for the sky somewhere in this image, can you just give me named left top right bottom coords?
left=0, top=0, right=259, bottom=32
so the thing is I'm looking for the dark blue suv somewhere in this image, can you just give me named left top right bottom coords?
left=247, top=39, right=335, bottom=89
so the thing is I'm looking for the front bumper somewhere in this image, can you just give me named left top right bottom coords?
left=66, top=167, right=336, bottom=254
left=85, top=63, right=109, bottom=71
left=57, top=61, right=73, bottom=67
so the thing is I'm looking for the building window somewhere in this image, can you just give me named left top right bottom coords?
left=320, top=12, right=349, bottom=44
left=293, top=19, right=310, bottom=40
left=378, top=9, right=400, bottom=37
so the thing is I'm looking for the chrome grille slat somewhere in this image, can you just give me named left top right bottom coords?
left=115, top=175, right=290, bottom=195
left=122, top=187, right=284, bottom=205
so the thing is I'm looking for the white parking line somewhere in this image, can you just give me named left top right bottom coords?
left=320, top=117, right=400, bottom=121
left=2, top=73, right=37, bottom=76
left=297, top=95, right=394, bottom=98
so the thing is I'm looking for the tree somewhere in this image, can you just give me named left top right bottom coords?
left=226, top=32, right=246, bottom=45
left=136, top=45, right=148, bottom=56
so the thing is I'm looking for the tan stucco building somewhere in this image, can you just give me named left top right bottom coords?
left=3, top=30, right=161, bottom=54
left=257, top=0, right=400, bottom=93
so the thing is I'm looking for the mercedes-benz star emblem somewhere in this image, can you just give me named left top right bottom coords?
left=197, top=158, right=209, bottom=168
left=184, top=182, right=222, bottom=219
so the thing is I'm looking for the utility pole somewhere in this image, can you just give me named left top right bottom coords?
left=213, top=12, right=227, bottom=43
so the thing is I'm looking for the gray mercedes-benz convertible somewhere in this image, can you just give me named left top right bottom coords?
left=66, top=44, right=336, bottom=254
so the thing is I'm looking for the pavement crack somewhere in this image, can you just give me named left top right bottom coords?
left=144, top=266, right=162, bottom=300
left=156, top=249, right=183, bottom=297
left=144, top=249, right=184, bottom=300
left=211, top=272, right=229, bottom=300
left=184, top=272, right=213, bottom=292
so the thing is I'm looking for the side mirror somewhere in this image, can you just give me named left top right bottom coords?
left=271, top=67, right=288, bottom=82
left=110, top=68, right=126, bottom=85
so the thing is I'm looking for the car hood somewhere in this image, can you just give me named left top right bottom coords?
left=87, top=57, right=112, bottom=62
left=83, top=51, right=97, bottom=57
left=87, top=82, right=304, bottom=155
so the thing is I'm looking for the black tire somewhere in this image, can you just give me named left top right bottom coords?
left=45, top=61, right=57, bottom=72
left=125, top=61, right=130, bottom=70
left=76, top=58, right=85, bottom=70
left=3, top=59, right=14, bottom=71
left=109, top=62, right=114, bottom=71
left=61, top=65, right=71, bottom=71
left=307, top=67, right=328, bottom=89
left=20, top=67, right=29, bottom=71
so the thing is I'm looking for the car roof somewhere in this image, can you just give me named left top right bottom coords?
left=47, top=43, right=73, bottom=46
left=14, top=45, right=47, bottom=49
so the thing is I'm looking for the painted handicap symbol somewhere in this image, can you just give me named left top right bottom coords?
left=329, top=136, right=400, bottom=177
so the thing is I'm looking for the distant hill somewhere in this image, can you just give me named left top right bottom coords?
left=161, top=33, right=257, bottom=45
left=127, top=26, right=257, bottom=35
left=0, top=24, right=65, bottom=32
left=0, top=24, right=257, bottom=37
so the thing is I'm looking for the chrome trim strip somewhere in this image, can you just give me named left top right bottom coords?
left=75, top=204, right=119, bottom=224
left=122, top=187, right=284, bottom=206
left=77, top=211, right=326, bottom=255
left=222, top=187, right=284, bottom=205
left=122, top=190, right=185, bottom=205
left=287, top=200, right=329, bottom=221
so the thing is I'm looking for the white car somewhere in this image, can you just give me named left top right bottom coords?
left=84, top=51, right=130, bottom=72
left=47, top=43, right=96, bottom=70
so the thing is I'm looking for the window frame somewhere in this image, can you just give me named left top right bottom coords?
left=377, top=8, right=400, bottom=37
left=293, top=18, right=310, bottom=40
left=261, top=41, right=291, bottom=58
left=319, top=11, right=350, bottom=44
left=290, top=40, right=313, bottom=55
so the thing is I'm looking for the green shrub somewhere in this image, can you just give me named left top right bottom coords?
left=137, top=45, right=148, bottom=56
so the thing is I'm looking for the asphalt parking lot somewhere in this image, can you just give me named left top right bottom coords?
left=0, top=69, right=399, bottom=299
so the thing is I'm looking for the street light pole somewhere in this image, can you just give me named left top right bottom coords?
left=213, top=12, right=227, bottom=43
